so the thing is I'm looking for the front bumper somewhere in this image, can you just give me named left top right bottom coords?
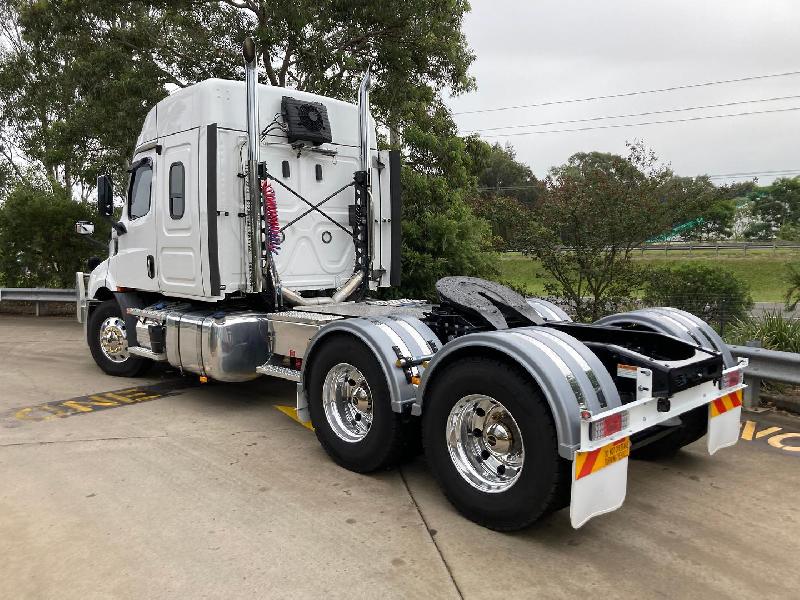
left=569, top=362, right=746, bottom=528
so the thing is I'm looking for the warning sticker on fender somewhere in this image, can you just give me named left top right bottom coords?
left=574, top=437, right=631, bottom=480
left=616, top=364, right=638, bottom=379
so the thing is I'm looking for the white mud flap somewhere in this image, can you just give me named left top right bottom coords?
left=570, top=437, right=630, bottom=528
left=707, top=389, right=743, bottom=455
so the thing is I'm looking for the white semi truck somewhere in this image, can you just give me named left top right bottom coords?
left=75, top=39, right=746, bottom=531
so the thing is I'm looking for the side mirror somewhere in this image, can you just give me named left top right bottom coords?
left=97, top=174, right=114, bottom=217
left=75, top=220, right=95, bottom=235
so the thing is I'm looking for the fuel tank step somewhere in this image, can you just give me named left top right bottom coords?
left=256, top=363, right=302, bottom=382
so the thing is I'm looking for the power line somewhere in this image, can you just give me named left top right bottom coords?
left=462, top=94, right=800, bottom=135
left=476, top=170, right=800, bottom=191
left=454, top=69, right=800, bottom=116
left=475, top=105, right=800, bottom=138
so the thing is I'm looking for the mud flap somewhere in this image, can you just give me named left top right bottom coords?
left=707, top=390, right=743, bottom=455
left=570, top=437, right=630, bottom=528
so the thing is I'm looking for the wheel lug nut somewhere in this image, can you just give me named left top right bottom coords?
left=475, top=407, right=486, bottom=417
left=472, top=428, right=482, bottom=437
left=481, top=449, right=490, bottom=460
left=355, top=413, right=362, bottom=421
left=497, top=465, right=506, bottom=475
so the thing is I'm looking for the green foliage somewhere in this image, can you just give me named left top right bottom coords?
left=520, top=143, right=708, bottom=321
left=727, top=311, right=800, bottom=353
left=746, top=176, right=800, bottom=238
left=0, top=179, right=108, bottom=287
left=778, top=223, right=800, bottom=242
left=467, top=194, right=530, bottom=251
left=392, top=123, right=497, bottom=299
left=785, top=263, right=800, bottom=310
left=642, top=264, right=753, bottom=326
left=466, top=140, right=544, bottom=205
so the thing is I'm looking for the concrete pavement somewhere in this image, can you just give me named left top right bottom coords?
left=1, top=315, right=798, bottom=599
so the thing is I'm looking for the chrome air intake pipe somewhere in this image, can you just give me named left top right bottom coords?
left=243, top=37, right=264, bottom=294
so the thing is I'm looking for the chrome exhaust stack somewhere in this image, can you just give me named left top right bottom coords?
left=243, top=37, right=264, bottom=294
left=358, top=68, right=372, bottom=176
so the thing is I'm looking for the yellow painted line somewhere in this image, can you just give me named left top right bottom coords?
left=741, top=420, right=756, bottom=441
left=274, top=405, right=314, bottom=431
left=767, top=433, right=800, bottom=452
left=2, top=380, right=196, bottom=425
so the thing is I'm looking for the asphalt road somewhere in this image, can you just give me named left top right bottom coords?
left=1, top=315, right=798, bottom=599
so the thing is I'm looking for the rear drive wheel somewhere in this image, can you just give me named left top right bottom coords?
left=423, top=357, right=570, bottom=531
left=307, top=336, right=415, bottom=472
left=87, top=299, right=150, bottom=377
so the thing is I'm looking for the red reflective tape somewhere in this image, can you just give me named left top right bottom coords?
left=578, top=448, right=600, bottom=479
left=713, top=398, right=727, bottom=415
left=729, top=391, right=742, bottom=407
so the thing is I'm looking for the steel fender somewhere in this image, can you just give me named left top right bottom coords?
left=88, top=259, right=114, bottom=300
left=416, top=326, right=622, bottom=459
left=595, top=307, right=734, bottom=367
left=112, top=291, right=147, bottom=348
left=301, top=315, right=438, bottom=413
left=526, top=298, right=572, bottom=322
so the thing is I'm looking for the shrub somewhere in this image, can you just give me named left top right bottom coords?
left=642, top=264, right=753, bottom=328
left=727, top=311, right=800, bottom=353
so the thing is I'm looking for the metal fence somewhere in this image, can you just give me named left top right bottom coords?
left=729, top=342, right=800, bottom=410
left=0, top=288, right=77, bottom=316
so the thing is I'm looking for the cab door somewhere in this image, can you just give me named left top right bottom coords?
left=156, top=129, right=203, bottom=298
left=111, top=150, right=159, bottom=291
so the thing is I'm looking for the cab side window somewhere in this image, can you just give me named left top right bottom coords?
left=169, top=162, right=185, bottom=219
left=128, top=160, right=153, bottom=219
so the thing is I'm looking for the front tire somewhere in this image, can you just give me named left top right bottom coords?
left=307, top=335, right=414, bottom=473
left=87, top=299, right=150, bottom=377
left=422, top=357, right=570, bottom=531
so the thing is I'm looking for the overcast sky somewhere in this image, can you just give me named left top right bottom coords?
left=445, top=0, right=800, bottom=184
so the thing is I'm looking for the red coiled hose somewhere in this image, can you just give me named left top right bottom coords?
left=261, top=179, right=281, bottom=254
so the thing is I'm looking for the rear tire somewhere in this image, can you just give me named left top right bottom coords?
left=307, top=335, right=416, bottom=473
left=422, top=357, right=570, bottom=531
left=87, top=299, right=150, bottom=377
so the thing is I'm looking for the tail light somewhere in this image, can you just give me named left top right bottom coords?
left=589, top=410, right=629, bottom=441
left=720, top=368, right=743, bottom=390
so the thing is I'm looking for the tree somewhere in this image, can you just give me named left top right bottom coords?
left=466, top=140, right=544, bottom=206
left=393, top=108, right=497, bottom=299
left=786, top=263, right=800, bottom=311
left=520, top=143, right=706, bottom=321
left=642, top=264, right=753, bottom=330
left=746, top=176, right=800, bottom=238
left=0, top=179, right=109, bottom=287
left=0, top=1, right=175, bottom=196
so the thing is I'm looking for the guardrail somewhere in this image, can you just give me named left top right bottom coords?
left=729, top=343, right=800, bottom=410
left=0, top=288, right=77, bottom=316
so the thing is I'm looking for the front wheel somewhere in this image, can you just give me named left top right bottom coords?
left=422, top=357, right=570, bottom=531
left=87, top=298, right=150, bottom=377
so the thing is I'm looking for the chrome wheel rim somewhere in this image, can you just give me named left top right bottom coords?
left=446, top=394, right=524, bottom=493
left=322, top=363, right=373, bottom=442
left=99, top=316, right=129, bottom=363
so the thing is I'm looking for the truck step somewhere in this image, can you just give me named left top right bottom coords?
left=256, top=363, right=302, bottom=382
left=128, top=346, right=167, bottom=361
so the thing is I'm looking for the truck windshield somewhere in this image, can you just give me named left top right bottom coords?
left=128, top=162, right=153, bottom=219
